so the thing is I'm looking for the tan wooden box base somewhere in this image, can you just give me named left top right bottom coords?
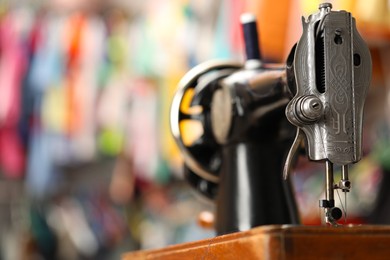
left=123, top=225, right=390, bottom=259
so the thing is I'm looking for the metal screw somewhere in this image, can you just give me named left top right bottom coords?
left=319, top=3, right=332, bottom=10
left=300, top=95, right=324, bottom=122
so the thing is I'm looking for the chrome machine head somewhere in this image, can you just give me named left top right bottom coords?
left=284, top=3, right=372, bottom=225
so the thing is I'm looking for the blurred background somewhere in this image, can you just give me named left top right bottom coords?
left=0, top=0, right=390, bottom=259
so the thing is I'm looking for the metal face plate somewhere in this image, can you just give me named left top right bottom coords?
left=286, top=10, right=371, bottom=165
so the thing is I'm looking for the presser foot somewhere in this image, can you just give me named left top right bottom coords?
left=319, top=199, right=342, bottom=226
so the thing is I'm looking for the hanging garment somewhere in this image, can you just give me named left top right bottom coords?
left=0, top=10, right=30, bottom=178
left=25, top=14, right=66, bottom=197
left=96, top=11, right=130, bottom=156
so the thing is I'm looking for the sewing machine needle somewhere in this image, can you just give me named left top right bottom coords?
left=344, top=191, right=347, bottom=223
left=341, top=165, right=350, bottom=223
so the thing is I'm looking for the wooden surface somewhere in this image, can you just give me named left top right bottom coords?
left=123, top=225, right=390, bottom=259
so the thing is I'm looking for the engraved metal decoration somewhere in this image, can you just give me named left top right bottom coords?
left=286, top=3, right=371, bottom=164
left=285, top=3, right=371, bottom=225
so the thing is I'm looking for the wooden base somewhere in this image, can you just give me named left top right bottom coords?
left=123, top=225, right=390, bottom=259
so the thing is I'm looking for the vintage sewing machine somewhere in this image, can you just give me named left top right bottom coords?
left=171, top=2, right=371, bottom=233
left=124, top=3, right=390, bottom=259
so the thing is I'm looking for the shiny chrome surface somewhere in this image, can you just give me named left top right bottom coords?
left=285, top=3, right=372, bottom=225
